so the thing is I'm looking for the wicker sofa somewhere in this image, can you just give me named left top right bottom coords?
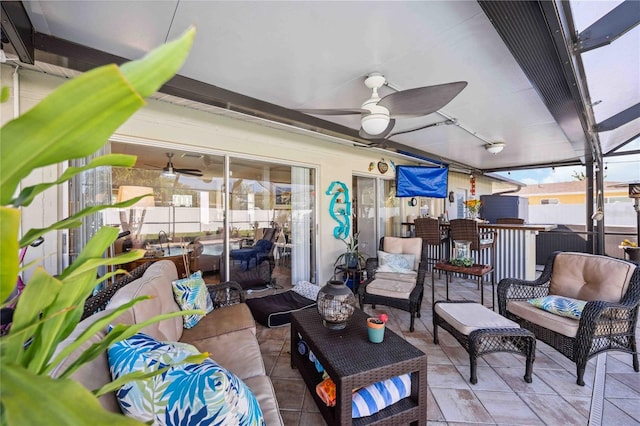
left=53, top=260, right=283, bottom=425
left=498, top=251, right=640, bottom=385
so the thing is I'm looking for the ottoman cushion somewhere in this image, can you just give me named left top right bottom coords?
left=435, top=302, right=519, bottom=335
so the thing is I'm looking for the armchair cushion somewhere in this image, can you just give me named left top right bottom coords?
left=373, top=271, right=417, bottom=283
left=366, top=278, right=416, bottom=299
left=507, top=301, right=579, bottom=337
left=382, top=237, right=422, bottom=270
left=549, top=252, right=634, bottom=302
left=377, top=251, right=415, bottom=273
left=528, top=295, right=587, bottom=320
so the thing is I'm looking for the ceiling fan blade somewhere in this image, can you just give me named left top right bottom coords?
left=176, top=169, right=203, bottom=177
left=378, top=81, right=468, bottom=117
left=359, top=119, right=396, bottom=140
left=297, top=108, right=365, bottom=116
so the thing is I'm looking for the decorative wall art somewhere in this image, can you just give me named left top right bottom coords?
left=377, top=160, right=389, bottom=174
left=326, top=181, right=351, bottom=239
left=275, top=184, right=291, bottom=207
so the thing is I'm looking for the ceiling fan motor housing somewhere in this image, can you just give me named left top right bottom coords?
left=362, top=74, right=390, bottom=135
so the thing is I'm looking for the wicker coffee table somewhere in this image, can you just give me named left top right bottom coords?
left=290, top=308, right=427, bottom=425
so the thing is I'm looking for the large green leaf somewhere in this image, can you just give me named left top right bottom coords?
left=0, top=65, right=144, bottom=205
left=0, top=28, right=195, bottom=205
left=0, top=207, right=20, bottom=302
left=120, top=27, right=195, bottom=98
left=19, top=196, right=150, bottom=248
left=1, top=364, right=143, bottom=425
left=12, top=154, right=138, bottom=207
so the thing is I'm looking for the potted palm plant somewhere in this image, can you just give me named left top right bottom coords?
left=334, top=233, right=366, bottom=269
left=0, top=28, right=200, bottom=425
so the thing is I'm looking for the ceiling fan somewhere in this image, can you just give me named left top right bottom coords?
left=148, top=153, right=203, bottom=177
left=298, top=73, right=467, bottom=139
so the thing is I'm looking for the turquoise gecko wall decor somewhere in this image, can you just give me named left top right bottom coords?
left=326, top=181, right=351, bottom=239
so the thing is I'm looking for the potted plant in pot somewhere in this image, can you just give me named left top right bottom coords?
left=334, top=233, right=367, bottom=269
left=0, top=28, right=201, bottom=425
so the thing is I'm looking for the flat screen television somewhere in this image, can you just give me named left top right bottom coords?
left=395, top=165, right=448, bottom=198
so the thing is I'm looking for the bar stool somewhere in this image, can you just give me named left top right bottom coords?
left=414, top=217, right=448, bottom=271
left=448, top=218, right=497, bottom=273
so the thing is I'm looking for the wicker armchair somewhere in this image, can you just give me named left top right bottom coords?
left=358, top=237, right=428, bottom=332
left=498, top=251, right=640, bottom=385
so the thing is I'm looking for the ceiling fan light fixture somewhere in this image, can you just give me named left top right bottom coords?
left=485, top=142, right=506, bottom=154
left=361, top=113, right=390, bottom=135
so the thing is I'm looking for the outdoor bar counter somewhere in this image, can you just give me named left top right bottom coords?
left=441, top=223, right=556, bottom=282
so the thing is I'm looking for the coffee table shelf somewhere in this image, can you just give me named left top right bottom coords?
left=290, top=308, right=427, bottom=425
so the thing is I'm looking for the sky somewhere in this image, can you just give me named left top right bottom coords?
left=496, top=153, right=640, bottom=185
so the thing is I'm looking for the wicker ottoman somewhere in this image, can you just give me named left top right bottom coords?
left=433, top=300, right=536, bottom=384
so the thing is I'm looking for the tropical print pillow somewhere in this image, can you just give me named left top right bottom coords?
left=528, top=295, right=587, bottom=319
left=376, top=251, right=415, bottom=273
left=172, top=270, right=213, bottom=328
left=107, top=332, right=264, bottom=426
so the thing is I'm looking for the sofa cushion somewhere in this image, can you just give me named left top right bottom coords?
left=508, top=300, right=579, bottom=337
left=383, top=237, right=422, bottom=271
left=549, top=252, right=634, bottom=302
left=243, top=376, right=283, bottom=426
left=182, top=328, right=266, bottom=380
left=108, top=332, right=264, bottom=425
left=528, top=295, right=587, bottom=319
left=377, top=250, right=415, bottom=273
left=50, top=309, right=128, bottom=413
left=171, top=270, right=214, bottom=329
left=107, top=260, right=183, bottom=341
left=181, top=303, right=256, bottom=342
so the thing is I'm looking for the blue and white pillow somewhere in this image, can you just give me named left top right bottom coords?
left=107, top=332, right=264, bottom=426
left=528, top=295, right=587, bottom=320
left=377, top=251, right=415, bottom=273
left=172, top=270, right=214, bottom=328
left=352, top=374, right=411, bottom=418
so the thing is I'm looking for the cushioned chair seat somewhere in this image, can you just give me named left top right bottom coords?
left=366, top=279, right=416, bottom=299
left=507, top=300, right=579, bottom=337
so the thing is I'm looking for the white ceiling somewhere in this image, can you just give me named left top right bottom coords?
left=19, top=1, right=640, bottom=172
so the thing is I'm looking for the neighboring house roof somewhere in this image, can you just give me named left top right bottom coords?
left=515, top=181, right=627, bottom=196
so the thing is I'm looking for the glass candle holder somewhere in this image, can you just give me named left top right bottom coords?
left=316, top=280, right=355, bottom=330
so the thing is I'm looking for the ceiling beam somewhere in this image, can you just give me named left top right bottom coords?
left=597, top=103, right=640, bottom=132
left=0, top=0, right=34, bottom=64
left=477, top=0, right=591, bottom=160
left=31, top=30, right=469, bottom=170
left=575, top=0, right=640, bottom=53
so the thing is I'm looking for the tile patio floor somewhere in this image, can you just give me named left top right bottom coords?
left=252, top=274, right=640, bottom=425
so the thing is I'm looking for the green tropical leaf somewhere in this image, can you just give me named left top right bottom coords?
left=1, top=86, right=9, bottom=102
left=19, top=196, right=150, bottom=248
left=0, top=207, right=20, bottom=302
left=120, top=27, right=195, bottom=98
left=12, top=154, right=137, bottom=207
left=0, top=65, right=144, bottom=205
left=1, top=364, right=143, bottom=425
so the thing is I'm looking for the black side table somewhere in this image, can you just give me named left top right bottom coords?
left=334, top=264, right=364, bottom=293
